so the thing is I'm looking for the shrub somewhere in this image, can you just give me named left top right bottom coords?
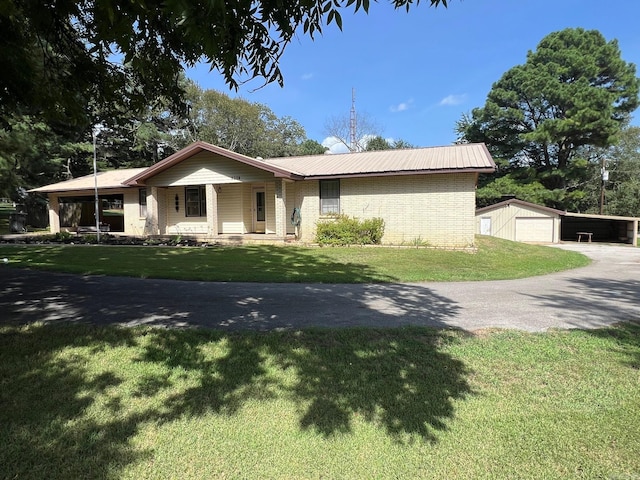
left=315, top=215, right=385, bottom=246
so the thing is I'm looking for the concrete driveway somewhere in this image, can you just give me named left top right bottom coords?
left=1, top=243, right=639, bottom=332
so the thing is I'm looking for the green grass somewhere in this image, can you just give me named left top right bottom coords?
left=0, top=236, right=590, bottom=283
left=1, top=322, right=638, bottom=479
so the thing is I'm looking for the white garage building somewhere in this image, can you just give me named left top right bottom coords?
left=476, top=198, right=564, bottom=244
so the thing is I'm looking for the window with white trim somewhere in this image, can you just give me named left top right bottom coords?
left=139, top=188, right=147, bottom=217
left=319, top=179, right=340, bottom=214
left=185, top=186, right=207, bottom=217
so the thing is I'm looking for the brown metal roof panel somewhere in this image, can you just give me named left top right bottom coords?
left=265, top=143, right=496, bottom=177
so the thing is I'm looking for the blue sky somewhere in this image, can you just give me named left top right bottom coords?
left=185, top=0, right=640, bottom=153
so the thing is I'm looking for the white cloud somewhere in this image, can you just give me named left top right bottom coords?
left=301, top=73, right=314, bottom=80
left=321, top=137, right=350, bottom=154
left=439, top=94, right=467, bottom=106
left=390, top=99, right=414, bottom=113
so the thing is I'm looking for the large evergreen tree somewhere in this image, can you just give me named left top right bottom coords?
left=458, top=28, right=639, bottom=210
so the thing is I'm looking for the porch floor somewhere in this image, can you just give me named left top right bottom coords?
left=149, top=233, right=298, bottom=246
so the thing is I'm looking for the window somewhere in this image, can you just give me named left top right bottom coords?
left=139, top=188, right=147, bottom=217
left=185, top=186, right=207, bottom=217
left=319, top=179, right=340, bottom=214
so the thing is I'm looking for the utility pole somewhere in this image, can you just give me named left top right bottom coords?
left=599, top=157, right=608, bottom=215
left=93, top=127, right=101, bottom=242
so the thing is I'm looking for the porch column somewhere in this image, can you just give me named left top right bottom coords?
left=206, top=184, right=218, bottom=237
left=145, top=187, right=159, bottom=235
left=274, top=178, right=286, bottom=237
left=633, top=219, right=638, bottom=248
left=48, top=194, right=60, bottom=233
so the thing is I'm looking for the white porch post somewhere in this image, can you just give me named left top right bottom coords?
left=206, top=184, right=218, bottom=237
left=145, top=187, right=159, bottom=235
left=48, top=195, right=60, bottom=233
left=633, top=219, right=638, bottom=248
left=274, top=179, right=286, bottom=238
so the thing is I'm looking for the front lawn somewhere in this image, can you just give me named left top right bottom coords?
left=1, top=322, right=638, bottom=479
left=0, top=236, right=590, bottom=283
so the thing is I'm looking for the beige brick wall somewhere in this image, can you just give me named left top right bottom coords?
left=296, top=173, right=478, bottom=247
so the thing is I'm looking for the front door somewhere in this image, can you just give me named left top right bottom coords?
left=253, top=188, right=266, bottom=233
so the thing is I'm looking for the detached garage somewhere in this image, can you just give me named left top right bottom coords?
left=476, top=198, right=564, bottom=244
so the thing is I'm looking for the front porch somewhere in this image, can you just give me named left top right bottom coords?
left=144, top=180, right=293, bottom=240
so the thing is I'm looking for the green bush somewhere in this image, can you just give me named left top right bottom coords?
left=315, top=215, right=385, bottom=246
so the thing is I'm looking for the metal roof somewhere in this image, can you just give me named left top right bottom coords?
left=29, top=142, right=497, bottom=194
left=476, top=198, right=566, bottom=216
left=265, top=143, right=496, bottom=178
left=29, top=168, right=147, bottom=193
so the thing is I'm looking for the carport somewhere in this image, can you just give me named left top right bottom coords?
left=561, top=212, right=639, bottom=247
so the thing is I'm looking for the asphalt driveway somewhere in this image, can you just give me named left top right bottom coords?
left=1, top=243, right=639, bottom=332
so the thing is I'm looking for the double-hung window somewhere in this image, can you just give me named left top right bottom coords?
left=185, top=186, right=207, bottom=217
left=319, top=179, right=340, bottom=215
left=139, top=188, right=147, bottom=217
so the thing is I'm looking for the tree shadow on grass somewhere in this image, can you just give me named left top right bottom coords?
left=584, top=320, right=640, bottom=370
left=0, top=325, right=152, bottom=480
left=0, top=324, right=473, bottom=479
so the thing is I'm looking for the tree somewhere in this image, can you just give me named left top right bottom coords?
left=604, top=126, right=640, bottom=217
left=179, top=84, right=306, bottom=158
left=324, top=112, right=382, bottom=152
left=0, top=115, right=91, bottom=199
left=297, top=139, right=329, bottom=156
left=365, top=136, right=392, bottom=151
left=1, top=0, right=448, bottom=129
left=364, top=136, right=415, bottom=151
left=458, top=28, right=639, bottom=210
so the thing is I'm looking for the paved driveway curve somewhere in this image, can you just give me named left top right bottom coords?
left=1, top=243, right=639, bottom=332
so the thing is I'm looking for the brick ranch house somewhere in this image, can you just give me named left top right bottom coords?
left=30, top=141, right=496, bottom=247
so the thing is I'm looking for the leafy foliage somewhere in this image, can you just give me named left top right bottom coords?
left=297, top=139, right=329, bottom=156
left=604, top=126, right=640, bottom=216
left=0, top=115, right=91, bottom=199
left=458, top=28, right=639, bottom=211
left=178, top=83, right=307, bottom=158
left=315, top=215, right=385, bottom=246
left=1, top=0, right=448, bottom=130
left=365, top=136, right=415, bottom=151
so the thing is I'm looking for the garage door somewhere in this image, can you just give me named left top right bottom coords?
left=515, top=217, right=554, bottom=243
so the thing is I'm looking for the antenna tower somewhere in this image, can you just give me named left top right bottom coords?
left=349, top=88, right=357, bottom=152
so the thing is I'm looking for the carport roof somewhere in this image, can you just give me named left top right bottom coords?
left=564, top=212, right=640, bottom=221
left=29, top=168, right=147, bottom=193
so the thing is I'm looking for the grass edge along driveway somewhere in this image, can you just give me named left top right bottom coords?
left=0, top=236, right=590, bottom=283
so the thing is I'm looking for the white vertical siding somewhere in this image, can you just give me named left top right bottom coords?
left=164, top=186, right=208, bottom=235
left=475, top=204, right=560, bottom=243
left=218, top=183, right=244, bottom=234
left=265, top=182, right=276, bottom=234
left=145, top=152, right=275, bottom=187
left=242, top=184, right=252, bottom=233
left=123, top=189, right=146, bottom=236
